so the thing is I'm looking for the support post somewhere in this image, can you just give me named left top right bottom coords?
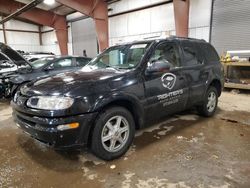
left=173, top=0, right=190, bottom=37
left=2, top=22, right=7, bottom=44
left=56, top=0, right=109, bottom=52
left=38, top=26, right=42, bottom=45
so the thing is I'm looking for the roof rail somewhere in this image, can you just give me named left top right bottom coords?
left=169, top=35, right=206, bottom=42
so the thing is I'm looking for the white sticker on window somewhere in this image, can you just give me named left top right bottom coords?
left=130, top=44, right=147, bottom=49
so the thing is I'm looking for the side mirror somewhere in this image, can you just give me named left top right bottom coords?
left=44, top=65, right=54, bottom=71
left=146, top=60, right=171, bottom=75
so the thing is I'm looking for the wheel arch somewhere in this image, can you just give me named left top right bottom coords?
left=209, top=79, right=222, bottom=96
left=87, top=96, right=144, bottom=147
left=93, top=97, right=144, bottom=130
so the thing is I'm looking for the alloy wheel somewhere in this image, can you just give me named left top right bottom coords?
left=101, top=115, right=130, bottom=153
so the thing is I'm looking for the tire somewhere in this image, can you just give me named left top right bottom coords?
left=91, top=106, right=135, bottom=161
left=11, top=82, right=28, bottom=99
left=197, top=86, right=218, bottom=117
left=11, top=84, right=21, bottom=99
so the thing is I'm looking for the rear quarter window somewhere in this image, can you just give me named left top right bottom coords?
left=199, top=43, right=220, bottom=63
left=76, top=57, right=91, bottom=66
left=181, top=41, right=204, bottom=66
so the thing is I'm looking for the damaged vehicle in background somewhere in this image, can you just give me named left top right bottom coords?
left=12, top=37, right=224, bottom=160
left=0, top=42, right=32, bottom=98
left=0, top=43, right=32, bottom=74
left=10, top=55, right=92, bottom=96
left=0, top=42, right=91, bottom=98
left=23, top=52, right=55, bottom=62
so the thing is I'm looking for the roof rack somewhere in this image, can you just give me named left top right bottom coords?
left=169, top=35, right=206, bottom=42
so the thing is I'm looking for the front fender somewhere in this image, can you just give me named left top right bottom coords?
left=10, top=75, right=26, bottom=84
left=91, top=91, right=145, bottom=129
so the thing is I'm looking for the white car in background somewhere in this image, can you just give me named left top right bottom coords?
left=0, top=51, right=18, bottom=74
left=0, top=59, right=17, bottom=73
left=23, top=52, right=55, bottom=62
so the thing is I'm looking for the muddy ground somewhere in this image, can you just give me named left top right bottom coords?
left=0, top=91, right=249, bottom=188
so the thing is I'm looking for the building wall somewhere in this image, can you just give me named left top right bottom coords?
left=41, top=25, right=73, bottom=55
left=189, top=0, right=212, bottom=41
left=41, top=26, right=60, bottom=55
left=1, top=0, right=212, bottom=56
left=108, top=0, right=212, bottom=45
left=0, top=18, right=72, bottom=55
left=0, top=19, right=41, bottom=52
left=71, top=18, right=98, bottom=58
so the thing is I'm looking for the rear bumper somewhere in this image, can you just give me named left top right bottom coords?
left=12, top=108, right=97, bottom=149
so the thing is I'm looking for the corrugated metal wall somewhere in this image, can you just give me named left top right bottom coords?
left=211, top=0, right=250, bottom=55
left=71, top=18, right=98, bottom=58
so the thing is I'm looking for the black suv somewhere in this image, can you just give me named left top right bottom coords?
left=12, top=37, right=224, bottom=160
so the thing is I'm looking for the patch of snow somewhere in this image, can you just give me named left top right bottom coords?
left=110, top=165, right=116, bottom=169
left=136, top=177, right=191, bottom=188
left=157, top=126, right=174, bottom=136
left=135, top=118, right=178, bottom=137
left=122, top=171, right=135, bottom=188
left=79, top=153, right=105, bottom=166
left=177, top=114, right=199, bottom=121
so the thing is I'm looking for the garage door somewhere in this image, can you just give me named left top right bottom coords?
left=71, top=18, right=98, bottom=58
left=211, top=0, right=250, bottom=55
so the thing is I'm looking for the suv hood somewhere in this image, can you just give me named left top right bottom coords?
left=21, top=66, right=129, bottom=96
left=0, top=42, right=31, bottom=67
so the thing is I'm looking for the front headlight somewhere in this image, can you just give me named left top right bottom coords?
left=27, top=96, right=74, bottom=110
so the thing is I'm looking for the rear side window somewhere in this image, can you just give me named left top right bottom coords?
left=52, top=58, right=73, bottom=68
left=181, top=41, right=204, bottom=66
left=200, top=43, right=220, bottom=63
left=76, top=57, right=90, bottom=66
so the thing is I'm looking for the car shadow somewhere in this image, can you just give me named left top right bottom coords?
left=133, top=109, right=210, bottom=151
left=17, top=108, right=217, bottom=171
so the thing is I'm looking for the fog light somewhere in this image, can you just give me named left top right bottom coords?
left=57, top=123, right=79, bottom=131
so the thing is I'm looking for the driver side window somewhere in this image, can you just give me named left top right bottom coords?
left=149, top=42, right=180, bottom=68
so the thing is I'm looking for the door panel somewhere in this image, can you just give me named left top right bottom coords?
left=180, top=41, right=208, bottom=106
left=181, top=65, right=208, bottom=106
left=144, top=42, right=189, bottom=121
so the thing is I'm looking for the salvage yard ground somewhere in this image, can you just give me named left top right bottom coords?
left=0, top=91, right=250, bottom=188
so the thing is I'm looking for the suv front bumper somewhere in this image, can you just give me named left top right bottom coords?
left=12, top=105, right=97, bottom=149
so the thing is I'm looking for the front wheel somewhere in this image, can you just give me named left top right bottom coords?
left=197, top=86, right=218, bottom=117
left=91, top=106, right=135, bottom=160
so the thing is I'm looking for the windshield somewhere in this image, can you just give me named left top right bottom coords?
left=88, top=43, right=151, bottom=69
left=30, top=57, right=55, bottom=69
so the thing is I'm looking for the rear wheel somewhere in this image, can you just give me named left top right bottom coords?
left=91, top=106, right=135, bottom=160
left=197, top=86, right=218, bottom=117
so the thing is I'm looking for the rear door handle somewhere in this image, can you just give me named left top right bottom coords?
left=179, top=76, right=185, bottom=80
